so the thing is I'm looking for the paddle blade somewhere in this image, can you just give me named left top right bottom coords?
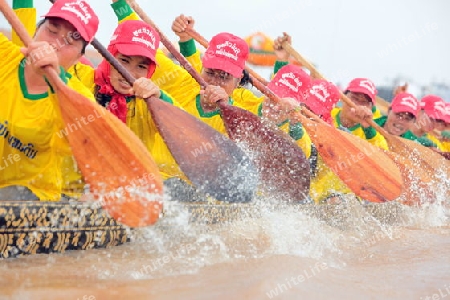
left=381, top=150, right=434, bottom=206
left=52, top=77, right=163, bottom=228
left=219, top=102, right=311, bottom=202
left=399, top=138, right=450, bottom=178
left=147, top=98, right=258, bottom=203
left=301, top=117, right=403, bottom=202
left=439, top=151, right=450, bottom=160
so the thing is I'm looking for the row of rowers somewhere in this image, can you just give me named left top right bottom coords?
left=1, top=0, right=449, bottom=203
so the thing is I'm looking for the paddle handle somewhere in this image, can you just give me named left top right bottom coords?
left=126, top=0, right=207, bottom=89
left=282, top=41, right=392, bottom=136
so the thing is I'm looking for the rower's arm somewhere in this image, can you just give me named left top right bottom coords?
left=179, top=39, right=203, bottom=74
left=12, top=0, right=36, bottom=47
left=111, top=0, right=140, bottom=22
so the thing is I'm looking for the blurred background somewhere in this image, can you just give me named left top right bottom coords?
left=1, top=0, right=449, bottom=102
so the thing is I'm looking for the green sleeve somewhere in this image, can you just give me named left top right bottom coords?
left=289, top=122, right=305, bottom=140
left=159, top=90, right=174, bottom=104
left=13, top=0, right=33, bottom=9
left=416, top=137, right=437, bottom=148
left=179, top=39, right=197, bottom=57
left=111, top=0, right=133, bottom=21
left=257, top=102, right=263, bottom=117
left=362, top=126, right=377, bottom=140
left=273, top=60, right=289, bottom=75
left=373, top=116, right=387, bottom=127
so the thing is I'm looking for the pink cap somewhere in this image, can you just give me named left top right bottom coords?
left=420, top=95, right=446, bottom=120
left=390, top=92, right=420, bottom=117
left=202, top=32, right=249, bottom=78
left=307, top=79, right=340, bottom=117
left=267, top=65, right=311, bottom=102
left=44, top=0, right=99, bottom=43
left=109, top=20, right=160, bottom=63
left=445, top=103, right=450, bottom=124
left=345, top=78, right=377, bottom=104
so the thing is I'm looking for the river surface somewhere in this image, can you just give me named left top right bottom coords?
left=1, top=188, right=449, bottom=300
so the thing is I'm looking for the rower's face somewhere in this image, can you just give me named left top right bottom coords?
left=34, top=18, right=84, bottom=70
left=201, top=68, right=240, bottom=96
left=109, top=53, right=151, bottom=95
left=384, top=110, right=415, bottom=136
left=432, top=118, right=447, bottom=131
left=413, top=110, right=434, bottom=132
left=342, top=91, right=372, bottom=113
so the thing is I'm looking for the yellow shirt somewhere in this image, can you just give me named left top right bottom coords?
left=309, top=155, right=353, bottom=203
left=11, top=6, right=35, bottom=47
left=0, top=33, right=76, bottom=200
left=12, top=3, right=95, bottom=198
left=331, top=107, right=389, bottom=150
left=441, top=141, right=450, bottom=152
left=425, top=134, right=445, bottom=151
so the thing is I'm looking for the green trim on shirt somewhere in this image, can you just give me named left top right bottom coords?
left=159, top=90, right=174, bottom=104
left=362, top=126, right=377, bottom=139
left=374, top=115, right=387, bottom=127
left=19, top=59, right=66, bottom=99
left=45, top=67, right=68, bottom=94
left=13, top=0, right=33, bottom=9
left=335, top=111, right=361, bottom=131
left=274, top=60, right=289, bottom=75
left=196, top=94, right=229, bottom=118
left=277, top=119, right=289, bottom=127
left=111, top=0, right=133, bottom=21
left=416, top=136, right=437, bottom=148
left=179, top=39, right=197, bottom=57
left=257, top=102, right=263, bottom=117
left=289, top=122, right=305, bottom=140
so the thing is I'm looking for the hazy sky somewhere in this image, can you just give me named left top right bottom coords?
left=1, top=0, right=449, bottom=91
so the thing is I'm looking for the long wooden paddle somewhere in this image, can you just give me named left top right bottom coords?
left=87, top=36, right=259, bottom=204
left=126, top=0, right=311, bottom=201
left=46, top=3, right=258, bottom=203
left=43, top=0, right=259, bottom=203
left=0, top=0, right=164, bottom=227
left=282, top=42, right=450, bottom=179
left=185, top=29, right=408, bottom=203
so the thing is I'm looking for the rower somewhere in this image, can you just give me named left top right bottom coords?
left=331, top=78, right=389, bottom=150
left=0, top=0, right=99, bottom=201
left=373, top=93, right=432, bottom=146
left=410, top=95, right=448, bottom=151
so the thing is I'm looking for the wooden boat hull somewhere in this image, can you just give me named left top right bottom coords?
left=0, top=200, right=130, bottom=259
left=0, top=197, right=410, bottom=258
left=163, top=198, right=408, bottom=227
